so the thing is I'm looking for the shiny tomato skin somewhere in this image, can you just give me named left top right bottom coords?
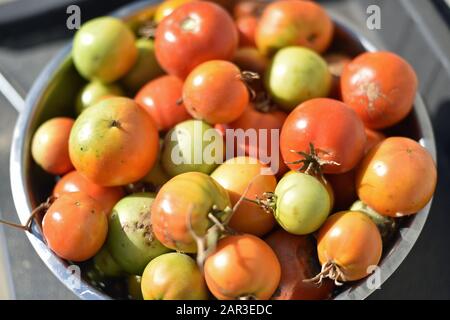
left=154, top=0, right=195, bottom=24
left=31, top=117, right=74, bottom=175
left=53, top=171, right=124, bottom=215
left=236, top=15, right=258, bottom=47
left=256, top=0, right=333, bottom=55
left=183, top=60, right=248, bottom=124
left=356, top=137, right=437, bottom=217
left=317, top=211, right=382, bottom=281
left=154, top=1, right=238, bottom=79
left=280, top=98, right=366, bottom=174
left=135, top=75, right=191, bottom=131
left=211, top=157, right=277, bottom=236
left=42, top=192, right=108, bottom=262
left=266, top=230, right=334, bottom=300
left=341, top=51, right=418, bottom=129
left=204, top=234, right=281, bottom=300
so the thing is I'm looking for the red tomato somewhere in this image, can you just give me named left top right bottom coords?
left=53, top=171, right=124, bottom=215
left=135, top=75, right=191, bottom=131
left=326, top=170, right=357, bottom=211
left=266, top=230, right=334, bottom=300
left=236, top=15, right=258, bottom=47
left=31, top=117, right=74, bottom=175
left=183, top=60, right=249, bottom=124
left=356, top=137, right=437, bottom=217
left=42, top=192, right=108, bottom=262
left=154, top=1, right=238, bottom=78
left=228, top=103, right=288, bottom=176
left=364, top=128, right=385, bottom=154
left=233, top=0, right=266, bottom=18
left=280, top=98, right=366, bottom=174
left=341, top=51, right=418, bottom=129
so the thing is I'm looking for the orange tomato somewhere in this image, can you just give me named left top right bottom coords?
left=31, top=117, right=74, bottom=175
left=211, top=157, right=277, bottom=236
left=53, top=171, right=124, bottom=215
left=69, top=97, right=159, bottom=186
left=356, top=137, right=437, bottom=217
left=42, top=192, right=108, bottom=262
left=204, top=234, right=281, bottom=300
left=316, top=211, right=382, bottom=282
left=341, top=51, right=418, bottom=129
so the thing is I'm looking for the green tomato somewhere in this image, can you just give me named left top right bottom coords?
left=107, top=192, right=170, bottom=275
left=161, top=119, right=223, bottom=177
left=73, top=17, right=138, bottom=82
left=121, top=38, right=164, bottom=94
left=141, top=253, right=208, bottom=300
left=265, top=46, right=331, bottom=111
left=75, top=81, right=124, bottom=115
left=274, top=172, right=331, bottom=235
left=92, top=246, right=123, bottom=278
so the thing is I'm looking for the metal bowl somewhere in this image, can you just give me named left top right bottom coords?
left=10, top=0, right=436, bottom=300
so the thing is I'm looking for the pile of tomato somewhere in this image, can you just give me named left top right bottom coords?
left=22, top=0, right=437, bottom=300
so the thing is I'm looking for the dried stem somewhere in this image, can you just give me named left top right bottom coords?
left=303, top=261, right=345, bottom=287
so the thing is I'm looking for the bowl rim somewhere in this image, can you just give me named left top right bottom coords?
left=9, top=0, right=437, bottom=300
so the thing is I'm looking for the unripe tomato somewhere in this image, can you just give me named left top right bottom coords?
left=204, top=234, right=281, bottom=300
left=266, top=47, right=331, bottom=111
left=31, top=117, right=74, bottom=175
left=154, top=0, right=195, bottom=24
left=256, top=0, right=333, bottom=55
left=42, top=192, right=108, bottom=262
left=316, top=211, right=382, bottom=282
left=73, top=17, right=137, bottom=82
left=107, top=193, right=170, bottom=275
left=211, top=157, right=277, bottom=236
left=75, top=81, right=124, bottom=115
left=155, top=1, right=238, bottom=78
left=141, top=253, right=208, bottom=300
left=356, top=137, right=437, bottom=217
left=183, top=60, right=249, bottom=124
left=274, top=172, right=331, bottom=235
left=93, top=246, right=123, bottom=278
left=280, top=98, right=366, bottom=174
left=151, top=172, right=232, bottom=253
left=266, top=230, right=334, bottom=300
left=341, top=51, right=418, bottom=129
left=236, top=15, right=258, bottom=47
left=53, top=171, right=124, bottom=215
left=69, top=97, right=159, bottom=186
left=135, top=75, right=191, bottom=131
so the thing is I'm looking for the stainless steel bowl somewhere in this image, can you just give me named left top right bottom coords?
left=10, top=0, right=436, bottom=300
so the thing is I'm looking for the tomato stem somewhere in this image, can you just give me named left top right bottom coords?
left=243, top=192, right=277, bottom=214
left=304, top=260, right=345, bottom=287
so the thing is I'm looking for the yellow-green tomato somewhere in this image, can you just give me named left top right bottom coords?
left=161, top=119, right=223, bottom=177
left=121, top=38, right=164, bottom=94
left=107, top=193, right=170, bottom=275
left=154, top=0, right=195, bottom=23
left=75, top=81, right=124, bottom=115
left=141, top=252, right=208, bottom=300
left=274, top=172, right=331, bottom=235
left=73, top=17, right=137, bottom=82
left=93, top=246, right=123, bottom=278
left=265, top=46, right=331, bottom=111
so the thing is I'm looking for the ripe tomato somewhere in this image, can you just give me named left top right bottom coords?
left=274, top=172, right=331, bottom=235
left=75, top=81, right=124, bottom=115
left=228, top=103, right=288, bottom=176
left=151, top=172, right=232, bottom=253
left=154, top=1, right=238, bottom=78
left=211, top=157, right=277, bottom=236
left=326, top=170, right=357, bottom=211
left=265, top=230, right=334, bottom=300
left=141, top=253, right=208, bottom=300
left=233, top=47, right=269, bottom=75
left=316, top=211, right=382, bottom=282
left=236, top=15, right=258, bottom=47
left=364, top=128, right=385, bottom=154
left=42, top=192, right=108, bottom=262
left=280, top=98, right=366, bottom=174
left=233, top=0, right=266, bottom=18
left=31, top=117, right=74, bottom=175
left=69, top=97, right=159, bottom=186
left=154, top=0, right=195, bottom=23
left=183, top=60, right=249, bottom=124
left=107, top=193, right=170, bottom=275
left=53, top=171, right=124, bottom=215
left=204, top=234, right=281, bottom=300
left=256, top=0, right=333, bottom=55
left=341, top=51, right=418, bottom=129
left=356, top=137, right=437, bottom=217
left=135, top=75, right=191, bottom=131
